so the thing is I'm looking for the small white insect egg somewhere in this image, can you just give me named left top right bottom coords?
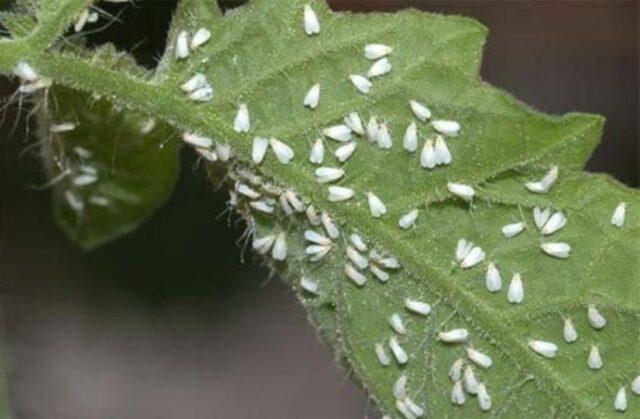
left=502, top=221, right=525, bottom=238
left=323, top=124, right=352, bottom=142
left=447, top=182, right=475, bottom=201
left=364, top=43, right=393, bottom=60
left=438, top=328, right=468, bottom=343
left=477, top=383, right=492, bottom=411
left=375, top=343, right=391, bottom=366
left=321, top=211, right=340, bottom=238
left=175, top=30, right=190, bottom=59
left=541, top=211, right=566, bottom=235
left=300, top=277, right=319, bottom=295
left=367, top=57, right=392, bottom=78
left=563, top=318, right=578, bottom=343
left=611, top=202, right=626, bottom=227
left=269, top=138, right=294, bottom=164
left=403, top=122, right=418, bottom=153
left=343, top=112, right=364, bottom=135
left=507, top=273, right=524, bottom=304
left=303, top=83, right=320, bottom=109
left=344, top=264, right=366, bottom=287
left=388, top=313, right=406, bottom=334
left=404, top=299, right=431, bottom=316
left=528, top=340, right=558, bottom=358
left=349, top=74, right=372, bottom=94
left=432, top=119, right=460, bottom=136
left=335, top=142, right=357, bottom=163
left=393, top=375, right=407, bottom=400
left=233, top=103, right=250, bottom=133
left=587, top=345, right=603, bottom=370
left=346, top=246, right=368, bottom=270
left=466, top=347, right=492, bottom=369
left=420, top=139, right=436, bottom=169
left=252, top=137, right=269, bottom=164
left=309, top=138, right=325, bottom=164
left=451, top=381, right=466, bottom=405
left=588, top=305, right=606, bottom=329
left=409, top=100, right=432, bottom=121
left=328, top=185, right=354, bottom=202
left=434, top=135, right=452, bottom=165
left=349, top=234, right=367, bottom=252
left=541, top=242, right=571, bottom=259
left=460, top=246, right=485, bottom=269
left=398, top=209, right=419, bottom=230
left=614, top=387, right=627, bottom=412
left=182, top=132, right=213, bottom=148
left=367, top=192, right=387, bottom=218
left=485, top=262, right=502, bottom=293
left=389, top=336, right=408, bottom=364
left=190, top=27, right=211, bottom=49
left=376, top=123, right=393, bottom=149
left=463, top=365, right=478, bottom=394
left=315, top=167, right=344, bottom=184
left=303, top=4, right=320, bottom=36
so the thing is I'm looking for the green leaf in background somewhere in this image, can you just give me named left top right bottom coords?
left=0, top=0, right=637, bottom=417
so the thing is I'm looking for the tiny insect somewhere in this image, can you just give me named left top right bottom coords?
left=404, top=398, right=424, bottom=417
left=525, top=165, right=558, bottom=194
left=404, top=299, right=431, bottom=316
left=449, top=358, right=464, bottom=382
left=190, top=28, right=211, bottom=49
left=403, top=122, right=418, bottom=153
left=395, top=400, right=414, bottom=419
left=587, top=305, right=606, bottom=329
left=175, top=30, right=189, bottom=59
left=533, top=207, right=551, bottom=230
left=315, top=167, right=344, bottom=184
left=502, top=221, right=525, bottom=238
left=438, top=328, right=468, bottom=343
left=303, top=4, right=320, bottom=36
left=304, top=229, right=332, bottom=246
left=466, top=347, right=492, bottom=369
left=367, top=192, right=387, bottom=218
left=376, top=123, right=393, bottom=149
left=485, top=263, right=502, bottom=292
left=447, top=182, right=475, bottom=201
left=389, top=336, right=408, bottom=364
left=455, top=239, right=474, bottom=263
left=139, top=118, right=157, bottom=135
left=189, top=86, right=214, bottom=102
left=393, top=375, right=407, bottom=400
left=434, top=135, right=452, bottom=165
left=460, top=246, right=485, bottom=269
left=369, top=265, right=390, bottom=282
left=72, top=174, right=98, bottom=187
left=89, top=196, right=109, bottom=206
left=611, top=202, right=626, bottom=227
left=303, top=83, right=320, bottom=109
left=563, top=318, right=578, bottom=343
left=540, top=242, right=571, bottom=259
left=252, top=235, right=275, bottom=255
left=528, top=340, right=558, bottom=358
left=463, top=366, right=478, bottom=394
left=587, top=345, right=603, bottom=370
left=367, top=116, right=380, bottom=143
left=64, top=190, right=84, bottom=212
left=335, top=142, right=357, bottom=163
left=451, top=381, right=466, bottom=405
left=349, top=74, right=372, bottom=94
left=367, top=57, right=392, bottom=78
left=306, top=205, right=321, bottom=226
left=631, top=375, right=640, bottom=395
left=375, top=343, right=391, bottom=366
left=541, top=211, right=566, bottom=235
left=269, top=138, right=294, bottom=164
left=250, top=200, right=274, bottom=214
left=420, top=139, right=436, bottom=169
left=614, top=387, right=627, bottom=412
left=507, top=273, right=524, bottom=304
left=410, top=100, right=431, bottom=122
left=349, top=233, right=367, bottom=252
left=233, top=103, right=250, bottom=133
left=476, top=383, right=492, bottom=411
left=182, top=132, right=213, bottom=148
left=305, top=244, right=332, bottom=262
left=328, top=185, right=354, bottom=202
left=236, top=182, right=260, bottom=199
left=364, top=43, right=393, bottom=60
left=344, top=264, right=366, bottom=287
left=346, top=246, right=368, bottom=269
left=343, top=112, right=364, bottom=135
left=300, top=277, right=319, bottom=295
left=432, top=119, right=460, bottom=136
left=388, top=313, right=406, bottom=334
left=252, top=137, right=269, bottom=164
left=398, top=209, right=419, bottom=230
left=50, top=122, right=76, bottom=133
left=196, top=147, right=217, bottom=162
left=321, top=211, right=340, bottom=238
left=271, top=233, right=287, bottom=261
left=309, top=138, right=325, bottom=164
left=14, top=61, right=38, bottom=82
left=323, top=125, right=352, bottom=142
left=181, top=73, right=208, bottom=92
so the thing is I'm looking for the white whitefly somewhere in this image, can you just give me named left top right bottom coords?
left=438, top=328, right=468, bottom=343
left=533, top=207, right=551, bottom=230
left=250, top=200, right=274, bottom=214
left=377, top=123, right=393, bottom=149
left=377, top=257, right=399, bottom=269
left=139, top=118, right=156, bottom=135
left=460, top=246, right=485, bottom=269
left=300, top=277, right=319, bottom=295
left=367, top=192, right=387, bottom=217
left=393, top=375, right=407, bottom=400
left=323, top=124, right=352, bottom=142
left=388, top=313, right=406, bottom=334
left=448, top=182, right=475, bottom=201
left=370, top=265, right=390, bottom=282
left=485, top=263, right=502, bottom=292
left=432, top=119, right=460, bottom=136
left=304, top=229, right=332, bottom=246
left=14, top=61, right=38, bottom=82
left=236, top=183, right=260, bottom=199
left=526, top=166, right=559, bottom=194
left=466, top=348, right=492, bottom=369
left=541, top=211, right=567, bottom=235
left=367, top=57, right=392, bottom=78
left=349, top=234, right=367, bottom=252
left=335, top=142, right=357, bottom=163
left=410, top=100, right=431, bottom=121
left=279, top=193, right=294, bottom=215
left=345, top=264, right=366, bottom=287
left=456, top=239, right=474, bottom=263
left=502, top=222, right=525, bottom=238
left=303, top=4, right=320, bottom=35
left=321, top=211, right=340, bottom=238
left=305, top=245, right=332, bottom=262
left=528, top=340, right=558, bottom=358
left=587, top=345, right=603, bottom=370
left=182, top=132, right=213, bottom=148
left=233, top=103, right=250, bottom=133
left=189, top=86, right=214, bottom=101
left=72, top=174, right=98, bottom=186
left=398, top=209, right=419, bottom=230
left=349, top=74, right=372, bottom=94
left=588, top=305, right=606, bottom=329
left=74, top=9, right=90, bottom=32
left=404, top=299, right=431, bottom=316
left=315, top=167, right=344, bottom=183
left=375, top=343, right=391, bottom=366
left=306, top=205, right=321, bottom=226
left=346, top=246, right=368, bottom=270
left=88, top=196, right=109, bottom=206
left=403, top=122, right=418, bottom=153
left=463, top=366, right=479, bottom=395
left=404, top=397, right=424, bottom=418
left=477, top=383, right=492, bottom=411
left=451, top=381, right=466, bottom=405
left=449, top=358, right=464, bottom=382
left=507, top=273, right=524, bottom=304
left=611, top=202, right=626, bottom=227
left=563, top=318, right=578, bottom=343
left=343, top=112, right=364, bottom=135
left=541, top=242, right=571, bottom=259
left=181, top=73, right=208, bottom=92
left=630, top=375, right=640, bottom=395
left=328, top=185, right=354, bottom=202
left=190, top=27, right=211, bottom=49
left=196, top=147, right=218, bottom=162
left=364, top=43, right=393, bottom=60
left=50, top=122, right=76, bottom=133
left=252, top=235, right=275, bottom=255
left=420, top=139, right=436, bottom=169
left=434, top=135, right=451, bottom=165
left=615, top=387, right=627, bottom=412
left=252, top=137, right=269, bottom=164
left=395, top=400, right=414, bottom=419
left=303, top=83, right=320, bottom=109
left=309, top=138, right=325, bottom=164
left=269, top=138, right=294, bottom=164
left=79, top=166, right=97, bottom=176
left=366, top=116, right=380, bottom=143
left=284, top=190, right=305, bottom=212
left=389, top=336, right=408, bottom=364
left=175, top=30, right=189, bottom=59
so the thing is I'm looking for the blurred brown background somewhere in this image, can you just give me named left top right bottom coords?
left=1, top=1, right=637, bottom=418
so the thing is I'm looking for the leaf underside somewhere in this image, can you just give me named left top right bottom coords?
left=1, top=0, right=638, bottom=417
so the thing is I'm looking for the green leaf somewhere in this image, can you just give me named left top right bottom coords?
left=0, top=0, right=638, bottom=417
